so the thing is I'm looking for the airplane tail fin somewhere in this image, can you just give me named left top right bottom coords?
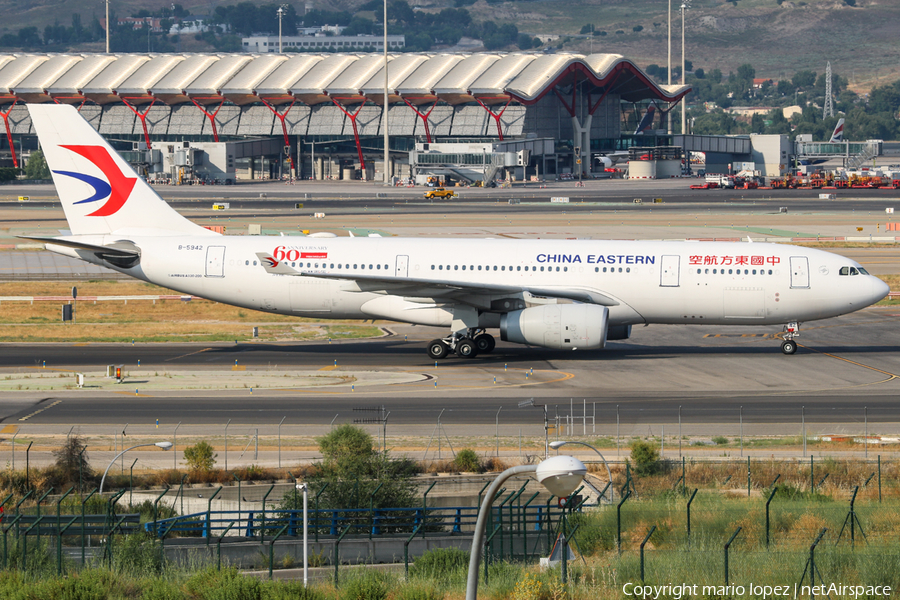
left=27, top=103, right=214, bottom=237
left=829, top=118, right=845, bottom=143
left=255, top=252, right=302, bottom=276
left=633, top=105, right=656, bottom=135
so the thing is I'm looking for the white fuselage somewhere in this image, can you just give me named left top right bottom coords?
left=56, top=235, right=887, bottom=329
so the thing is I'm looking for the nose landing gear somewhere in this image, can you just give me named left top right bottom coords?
left=781, top=322, right=800, bottom=355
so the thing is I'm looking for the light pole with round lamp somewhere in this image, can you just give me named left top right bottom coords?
left=465, top=454, right=587, bottom=600
left=99, top=442, right=173, bottom=493
left=549, top=440, right=615, bottom=503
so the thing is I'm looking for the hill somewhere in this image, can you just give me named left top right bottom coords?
left=0, top=0, right=897, bottom=92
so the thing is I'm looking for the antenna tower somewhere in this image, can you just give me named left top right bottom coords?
left=823, top=61, right=834, bottom=118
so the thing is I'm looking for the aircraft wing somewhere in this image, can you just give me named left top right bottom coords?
left=255, top=252, right=619, bottom=306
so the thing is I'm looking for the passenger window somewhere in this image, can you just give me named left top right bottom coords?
left=462, top=265, right=466, bottom=270
left=728, top=269, right=733, bottom=274
left=431, top=265, right=434, bottom=270
left=626, top=267, right=631, bottom=273
left=501, top=266, right=505, bottom=271
left=329, top=263, right=334, bottom=268
left=439, top=265, right=443, bottom=270
left=245, top=260, right=249, bottom=265
left=454, top=265, right=458, bottom=270
left=713, top=269, right=717, bottom=274
left=338, top=264, right=341, bottom=269
left=564, top=267, right=568, bottom=272
left=752, top=269, right=756, bottom=275
left=541, top=266, right=545, bottom=272
left=517, top=266, right=521, bottom=271
left=493, top=266, right=498, bottom=271
left=253, top=261, right=257, bottom=266
left=478, top=266, right=482, bottom=271
left=594, top=267, right=599, bottom=272
left=768, top=270, right=772, bottom=275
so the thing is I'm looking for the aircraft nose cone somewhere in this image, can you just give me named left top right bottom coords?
left=872, top=277, right=890, bottom=303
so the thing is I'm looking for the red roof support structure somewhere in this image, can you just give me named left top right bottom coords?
left=259, top=97, right=297, bottom=174
left=329, top=97, right=367, bottom=171
left=189, top=96, right=226, bottom=142
left=0, top=98, right=19, bottom=168
left=120, top=97, right=157, bottom=150
left=473, top=96, right=512, bottom=141
left=401, top=97, right=438, bottom=144
left=50, top=96, right=88, bottom=111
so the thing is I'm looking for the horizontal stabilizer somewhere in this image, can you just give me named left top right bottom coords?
left=16, top=235, right=140, bottom=257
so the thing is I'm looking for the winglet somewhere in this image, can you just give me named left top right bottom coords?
left=255, top=252, right=302, bottom=276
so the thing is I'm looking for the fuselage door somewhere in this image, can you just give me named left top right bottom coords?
left=395, top=255, right=409, bottom=278
left=790, top=256, right=809, bottom=288
left=205, top=246, right=225, bottom=277
left=660, top=255, right=680, bottom=287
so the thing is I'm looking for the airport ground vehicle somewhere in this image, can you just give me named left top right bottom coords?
left=423, top=188, right=457, bottom=199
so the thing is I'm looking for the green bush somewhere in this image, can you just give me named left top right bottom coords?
left=452, top=449, right=481, bottom=472
left=409, top=547, right=469, bottom=579
left=113, top=532, right=163, bottom=575
left=712, top=435, right=729, bottom=445
left=183, top=441, right=217, bottom=472
left=629, top=440, right=660, bottom=476
left=391, top=582, right=444, bottom=600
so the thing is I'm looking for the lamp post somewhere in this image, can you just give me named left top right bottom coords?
left=681, top=2, right=687, bottom=135
left=667, top=0, right=672, bottom=134
left=382, top=0, right=390, bottom=185
left=106, top=0, right=110, bottom=53
left=296, top=482, right=309, bottom=586
left=277, top=5, right=288, bottom=54
left=549, top=440, right=615, bottom=503
left=99, top=442, right=173, bottom=493
left=465, top=455, right=586, bottom=600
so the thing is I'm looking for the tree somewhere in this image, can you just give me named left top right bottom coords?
left=49, top=435, right=93, bottom=488
left=629, top=440, right=660, bottom=476
left=184, top=441, right=217, bottom=471
left=281, top=425, right=419, bottom=520
left=25, top=149, right=50, bottom=179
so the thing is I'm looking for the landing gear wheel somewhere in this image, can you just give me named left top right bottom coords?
left=456, top=339, right=478, bottom=358
left=474, top=333, right=496, bottom=353
left=427, top=339, right=450, bottom=360
left=781, top=340, right=797, bottom=355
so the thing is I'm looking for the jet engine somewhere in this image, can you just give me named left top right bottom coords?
left=500, top=304, right=609, bottom=350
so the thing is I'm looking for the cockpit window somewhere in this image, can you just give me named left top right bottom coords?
left=839, top=267, right=849, bottom=276
left=850, top=267, right=859, bottom=276
left=858, top=267, right=870, bottom=275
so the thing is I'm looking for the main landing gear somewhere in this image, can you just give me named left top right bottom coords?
left=781, top=322, right=800, bottom=355
left=427, top=329, right=495, bottom=359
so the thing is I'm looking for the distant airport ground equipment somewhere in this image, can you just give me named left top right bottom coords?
left=423, top=188, right=457, bottom=200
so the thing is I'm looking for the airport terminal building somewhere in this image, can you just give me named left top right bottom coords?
left=0, top=52, right=689, bottom=183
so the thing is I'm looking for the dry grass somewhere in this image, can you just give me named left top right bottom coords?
left=0, top=281, right=384, bottom=342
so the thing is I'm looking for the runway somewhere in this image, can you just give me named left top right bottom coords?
left=1, top=309, right=898, bottom=429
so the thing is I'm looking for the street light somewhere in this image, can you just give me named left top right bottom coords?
left=549, top=440, right=614, bottom=503
left=681, top=2, right=688, bottom=135
left=465, top=455, right=586, bottom=600
left=277, top=5, right=289, bottom=54
left=295, top=482, right=309, bottom=586
left=99, top=442, right=173, bottom=493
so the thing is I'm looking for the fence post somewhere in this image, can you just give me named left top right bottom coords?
left=217, top=521, right=235, bottom=570
left=314, top=484, right=328, bottom=543
left=799, top=528, right=828, bottom=599
left=640, top=525, right=657, bottom=582
left=35, top=487, right=54, bottom=548
left=57, top=516, right=78, bottom=575
left=205, top=487, right=223, bottom=544
left=404, top=523, right=424, bottom=578
left=878, top=456, right=881, bottom=503
left=686, top=489, right=698, bottom=541
left=369, top=482, right=384, bottom=542
left=521, top=491, right=540, bottom=561
left=80, top=488, right=97, bottom=567
left=152, top=486, right=170, bottom=538
left=260, top=484, right=275, bottom=544
left=333, top=525, right=351, bottom=587
left=766, top=487, right=778, bottom=548
left=747, top=456, right=751, bottom=497
left=269, top=524, right=290, bottom=580
left=22, top=516, right=44, bottom=572
left=617, top=490, right=631, bottom=553
left=724, top=527, right=742, bottom=585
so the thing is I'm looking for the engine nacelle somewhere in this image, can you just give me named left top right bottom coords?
left=606, top=324, right=632, bottom=340
left=500, top=304, right=609, bottom=350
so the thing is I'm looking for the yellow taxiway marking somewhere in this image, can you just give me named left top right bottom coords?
left=114, top=391, right=153, bottom=397
left=26, top=366, right=76, bottom=373
left=0, top=425, right=18, bottom=434
left=800, top=345, right=899, bottom=382
left=231, top=365, right=246, bottom=371
left=19, top=400, right=63, bottom=421
left=318, top=365, right=338, bottom=371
